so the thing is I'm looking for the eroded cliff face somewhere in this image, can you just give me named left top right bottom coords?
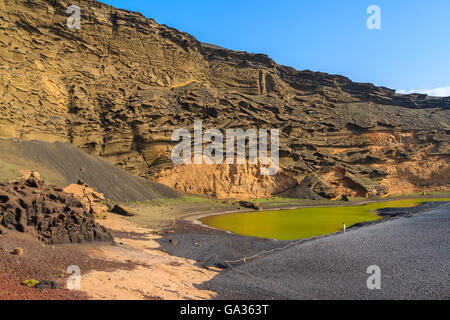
left=0, top=0, right=449, bottom=199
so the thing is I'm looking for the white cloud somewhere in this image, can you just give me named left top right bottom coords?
left=396, top=86, right=450, bottom=97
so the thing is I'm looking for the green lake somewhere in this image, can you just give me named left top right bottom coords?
left=200, top=199, right=450, bottom=240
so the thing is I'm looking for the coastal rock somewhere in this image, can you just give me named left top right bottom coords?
left=344, top=172, right=389, bottom=197
left=237, top=201, right=263, bottom=211
left=0, top=178, right=113, bottom=244
left=63, top=181, right=108, bottom=219
left=110, top=204, right=137, bottom=217
left=298, top=174, right=338, bottom=199
left=35, top=281, right=61, bottom=290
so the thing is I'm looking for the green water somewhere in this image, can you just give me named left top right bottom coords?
left=200, top=199, right=450, bottom=240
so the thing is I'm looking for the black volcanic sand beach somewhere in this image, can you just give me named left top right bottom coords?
left=157, top=201, right=450, bottom=299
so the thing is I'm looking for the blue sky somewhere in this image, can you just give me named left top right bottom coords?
left=100, top=0, right=450, bottom=96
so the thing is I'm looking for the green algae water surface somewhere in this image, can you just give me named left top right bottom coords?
left=200, top=199, right=450, bottom=240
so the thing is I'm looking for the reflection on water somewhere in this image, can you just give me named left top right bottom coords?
left=200, top=199, right=450, bottom=240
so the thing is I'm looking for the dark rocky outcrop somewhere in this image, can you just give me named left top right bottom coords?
left=35, top=281, right=61, bottom=290
left=237, top=201, right=262, bottom=211
left=0, top=177, right=113, bottom=244
left=110, top=204, right=137, bottom=217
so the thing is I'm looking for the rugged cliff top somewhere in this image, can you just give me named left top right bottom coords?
left=0, top=0, right=449, bottom=199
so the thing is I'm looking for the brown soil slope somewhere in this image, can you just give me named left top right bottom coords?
left=0, top=0, right=449, bottom=199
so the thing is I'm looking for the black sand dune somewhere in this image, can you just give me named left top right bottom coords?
left=0, top=140, right=180, bottom=201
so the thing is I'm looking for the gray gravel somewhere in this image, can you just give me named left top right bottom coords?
left=198, top=202, right=450, bottom=300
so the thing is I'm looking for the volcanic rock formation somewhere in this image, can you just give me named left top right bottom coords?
left=0, top=175, right=113, bottom=244
left=0, top=0, right=449, bottom=199
left=63, top=180, right=108, bottom=219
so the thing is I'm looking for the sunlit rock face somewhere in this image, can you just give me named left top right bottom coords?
left=0, top=0, right=449, bottom=199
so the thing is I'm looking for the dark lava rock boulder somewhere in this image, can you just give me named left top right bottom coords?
left=0, top=177, right=113, bottom=244
left=35, top=280, right=61, bottom=290
left=237, top=201, right=262, bottom=211
left=109, top=204, right=137, bottom=217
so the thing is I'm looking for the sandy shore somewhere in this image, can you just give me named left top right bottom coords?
left=79, top=215, right=219, bottom=300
